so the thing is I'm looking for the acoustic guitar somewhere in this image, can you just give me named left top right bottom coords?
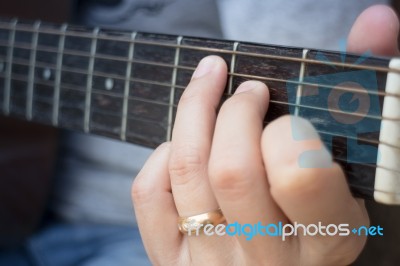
left=0, top=17, right=399, bottom=208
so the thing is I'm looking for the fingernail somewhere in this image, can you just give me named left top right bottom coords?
left=235, top=80, right=265, bottom=94
left=290, top=116, right=319, bottom=141
left=192, top=56, right=216, bottom=79
left=290, top=116, right=332, bottom=168
left=299, top=149, right=332, bottom=168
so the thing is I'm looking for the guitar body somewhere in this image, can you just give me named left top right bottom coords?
left=0, top=116, right=58, bottom=248
left=0, top=0, right=69, bottom=248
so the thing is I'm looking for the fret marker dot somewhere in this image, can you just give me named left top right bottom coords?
left=105, top=78, right=114, bottom=90
left=0, top=62, right=4, bottom=72
left=42, top=68, right=52, bottom=80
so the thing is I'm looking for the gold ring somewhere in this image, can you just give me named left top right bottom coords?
left=178, top=208, right=226, bottom=235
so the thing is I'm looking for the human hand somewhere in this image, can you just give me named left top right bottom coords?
left=132, top=5, right=399, bottom=266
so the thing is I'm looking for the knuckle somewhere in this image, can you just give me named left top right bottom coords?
left=270, top=163, right=343, bottom=202
left=131, top=142, right=171, bottom=205
left=270, top=166, right=326, bottom=199
left=336, top=238, right=366, bottom=264
left=209, top=160, right=254, bottom=198
left=131, top=176, right=150, bottom=205
left=262, top=115, right=291, bottom=141
left=169, top=145, right=204, bottom=185
left=157, top=141, right=171, bottom=150
left=310, top=235, right=366, bottom=266
left=221, top=94, right=253, bottom=114
left=178, top=85, right=201, bottom=107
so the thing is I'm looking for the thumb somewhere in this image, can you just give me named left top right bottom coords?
left=347, top=4, right=399, bottom=56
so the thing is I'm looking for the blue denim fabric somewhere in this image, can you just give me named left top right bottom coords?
left=0, top=223, right=151, bottom=266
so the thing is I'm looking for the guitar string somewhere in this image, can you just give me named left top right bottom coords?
left=1, top=56, right=398, bottom=123
left=4, top=72, right=400, bottom=154
left=348, top=184, right=400, bottom=195
left=2, top=51, right=397, bottom=144
left=1, top=59, right=394, bottom=126
left=3, top=64, right=399, bottom=179
left=8, top=91, right=398, bottom=195
left=2, top=22, right=400, bottom=195
left=333, top=157, right=400, bottom=176
left=14, top=94, right=400, bottom=179
left=0, top=22, right=399, bottom=76
left=2, top=51, right=393, bottom=146
left=4, top=41, right=399, bottom=101
left=2, top=26, right=398, bottom=158
left=1, top=41, right=398, bottom=100
left=4, top=74, right=400, bottom=179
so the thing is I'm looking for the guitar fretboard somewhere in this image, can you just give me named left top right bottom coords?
left=0, top=17, right=397, bottom=203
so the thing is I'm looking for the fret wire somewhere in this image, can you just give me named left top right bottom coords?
left=9, top=71, right=400, bottom=158
left=1, top=53, right=395, bottom=122
left=4, top=72, right=181, bottom=106
left=3, top=22, right=399, bottom=196
left=6, top=73, right=398, bottom=152
left=121, top=32, right=136, bottom=141
left=0, top=41, right=193, bottom=73
left=2, top=66, right=397, bottom=123
left=17, top=94, right=400, bottom=180
left=166, top=36, right=183, bottom=142
left=272, top=120, right=382, bottom=151
left=26, top=20, right=41, bottom=120
left=3, top=19, right=17, bottom=115
left=294, top=49, right=308, bottom=116
left=0, top=23, right=397, bottom=75
left=35, top=59, right=184, bottom=89
left=261, top=121, right=399, bottom=152
left=55, top=65, right=396, bottom=121
left=269, top=99, right=383, bottom=120
left=4, top=43, right=393, bottom=100
left=4, top=51, right=397, bottom=100
left=315, top=128, right=398, bottom=150
left=0, top=41, right=195, bottom=73
left=0, top=26, right=396, bottom=127
left=84, top=27, right=99, bottom=133
left=3, top=40, right=395, bottom=95
left=6, top=76, right=399, bottom=177
left=228, top=42, right=239, bottom=95
left=1, top=53, right=395, bottom=99
left=53, top=24, right=67, bottom=126
left=0, top=39, right=394, bottom=98
left=231, top=72, right=392, bottom=98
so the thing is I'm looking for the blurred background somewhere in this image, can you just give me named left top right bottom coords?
left=0, top=0, right=400, bottom=265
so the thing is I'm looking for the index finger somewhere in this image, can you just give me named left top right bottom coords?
left=169, top=56, right=227, bottom=216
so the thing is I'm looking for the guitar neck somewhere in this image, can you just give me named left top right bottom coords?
left=0, top=18, right=399, bottom=205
